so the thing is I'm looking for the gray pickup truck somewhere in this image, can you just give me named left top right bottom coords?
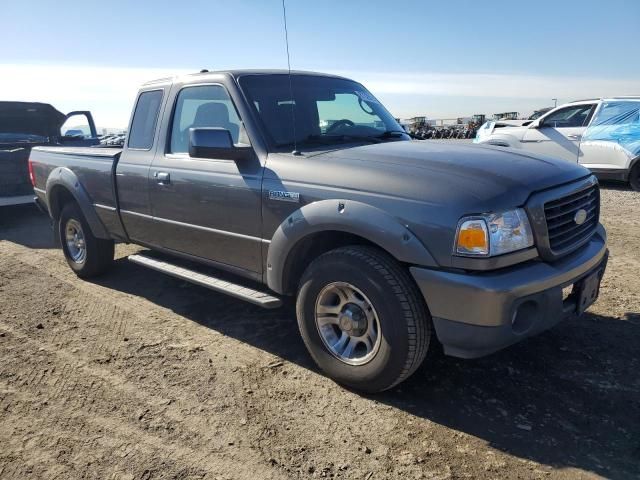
left=30, top=70, right=608, bottom=392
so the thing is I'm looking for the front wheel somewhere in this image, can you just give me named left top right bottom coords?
left=58, top=202, right=114, bottom=278
left=296, top=246, right=431, bottom=393
left=630, top=163, right=640, bottom=192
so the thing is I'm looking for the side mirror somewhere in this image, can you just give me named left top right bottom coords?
left=188, top=128, right=252, bottom=161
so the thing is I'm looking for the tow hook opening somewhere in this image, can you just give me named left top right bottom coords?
left=512, top=300, right=538, bottom=335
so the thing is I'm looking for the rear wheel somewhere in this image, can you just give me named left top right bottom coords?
left=630, top=163, right=640, bottom=192
left=296, top=246, right=431, bottom=393
left=58, top=203, right=114, bottom=278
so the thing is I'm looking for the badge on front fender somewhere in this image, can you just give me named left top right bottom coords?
left=268, top=190, right=300, bottom=203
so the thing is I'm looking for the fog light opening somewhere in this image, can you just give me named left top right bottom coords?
left=512, top=300, right=538, bottom=335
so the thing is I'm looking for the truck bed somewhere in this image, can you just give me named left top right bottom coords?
left=30, top=146, right=123, bottom=233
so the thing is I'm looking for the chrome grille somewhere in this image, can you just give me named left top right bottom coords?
left=544, top=183, right=599, bottom=254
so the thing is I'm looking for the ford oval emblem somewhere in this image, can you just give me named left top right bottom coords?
left=574, top=209, right=588, bottom=225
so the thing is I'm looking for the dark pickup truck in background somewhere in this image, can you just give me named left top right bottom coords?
left=0, top=101, right=98, bottom=206
left=29, top=70, right=608, bottom=392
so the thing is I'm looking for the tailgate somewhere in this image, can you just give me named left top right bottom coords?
left=0, top=147, right=31, bottom=197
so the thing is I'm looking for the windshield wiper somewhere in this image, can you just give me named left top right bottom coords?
left=275, top=134, right=381, bottom=149
left=374, top=130, right=411, bottom=140
left=312, top=134, right=382, bottom=144
left=274, top=137, right=326, bottom=149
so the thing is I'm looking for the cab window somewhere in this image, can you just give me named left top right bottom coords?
left=169, top=85, right=245, bottom=154
left=541, top=104, right=595, bottom=128
left=128, top=90, right=163, bottom=150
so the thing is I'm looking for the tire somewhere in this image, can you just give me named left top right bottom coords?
left=296, top=246, right=431, bottom=393
left=630, top=163, right=640, bottom=192
left=58, top=202, right=114, bottom=278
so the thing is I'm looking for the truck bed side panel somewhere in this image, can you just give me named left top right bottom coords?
left=31, top=147, right=124, bottom=238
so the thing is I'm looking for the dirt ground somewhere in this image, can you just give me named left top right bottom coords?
left=0, top=184, right=638, bottom=480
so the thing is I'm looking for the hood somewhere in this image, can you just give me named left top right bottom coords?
left=274, top=140, right=592, bottom=268
left=0, top=101, right=66, bottom=141
left=315, top=140, right=590, bottom=211
left=474, top=121, right=528, bottom=143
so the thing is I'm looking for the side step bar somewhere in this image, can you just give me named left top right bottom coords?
left=128, top=253, right=283, bottom=309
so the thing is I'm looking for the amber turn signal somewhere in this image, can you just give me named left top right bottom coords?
left=455, top=219, right=489, bottom=255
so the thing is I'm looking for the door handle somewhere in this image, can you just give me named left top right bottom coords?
left=154, top=171, right=170, bottom=184
left=567, top=134, right=582, bottom=140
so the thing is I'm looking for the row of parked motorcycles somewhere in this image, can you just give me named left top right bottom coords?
left=411, top=126, right=477, bottom=140
left=96, top=128, right=477, bottom=146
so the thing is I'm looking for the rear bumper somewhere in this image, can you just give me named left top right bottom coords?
left=0, top=195, right=36, bottom=207
left=410, top=224, right=608, bottom=358
left=34, top=195, right=48, bottom=214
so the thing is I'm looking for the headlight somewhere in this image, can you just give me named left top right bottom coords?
left=455, top=208, right=534, bottom=257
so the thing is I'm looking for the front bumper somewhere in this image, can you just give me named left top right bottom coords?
left=410, top=224, right=608, bottom=359
left=590, top=168, right=629, bottom=183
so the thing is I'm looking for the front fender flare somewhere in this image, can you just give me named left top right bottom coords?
left=45, top=167, right=110, bottom=239
left=266, top=199, right=437, bottom=294
left=478, top=134, right=519, bottom=148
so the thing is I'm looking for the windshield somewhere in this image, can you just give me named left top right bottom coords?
left=238, top=74, right=407, bottom=149
left=582, top=100, right=640, bottom=157
left=528, top=108, right=551, bottom=120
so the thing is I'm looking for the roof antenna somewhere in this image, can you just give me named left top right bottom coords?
left=281, top=0, right=301, bottom=155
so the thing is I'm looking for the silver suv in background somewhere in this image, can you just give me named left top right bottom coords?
left=475, top=98, right=640, bottom=190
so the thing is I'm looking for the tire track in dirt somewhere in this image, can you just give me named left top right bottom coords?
left=0, top=377, right=216, bottom=479
left=2, top=242, right=271, bottom=366
left=0, top=249, right=290, bottom=479
left=0, top=317, right=287, bottom=480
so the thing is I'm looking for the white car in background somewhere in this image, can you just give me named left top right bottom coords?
left=475, top=98, right=640, bottom=191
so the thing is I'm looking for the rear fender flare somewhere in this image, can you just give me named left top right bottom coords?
left=45, top=167, right=110, bottom=239
left=266, top=199, right=437, bottom=294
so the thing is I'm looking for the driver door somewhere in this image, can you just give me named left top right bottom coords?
left=521, top=104, right=596, bottom=162
left=148, top=83, right=264, bottom=277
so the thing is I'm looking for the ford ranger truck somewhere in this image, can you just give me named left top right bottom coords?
left=29, top=70, right=608, bottom=393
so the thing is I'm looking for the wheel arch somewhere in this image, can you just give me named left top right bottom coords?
left=629, top=155, right=640, bottom=190
left=477, top=131, right=521, bottom=148
left=45, top=167, right=110, bottom=239
left=483, top=136, right=516, bottom=148
left=266, top=199, right=437, bottom=295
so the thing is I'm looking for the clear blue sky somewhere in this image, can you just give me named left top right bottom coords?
left=2, top=0, right=639, bottom=127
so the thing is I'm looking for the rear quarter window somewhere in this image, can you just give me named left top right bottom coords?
left=128, top=90, right=163, bottom=149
